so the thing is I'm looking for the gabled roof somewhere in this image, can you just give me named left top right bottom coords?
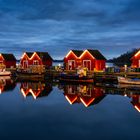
left=87, top=49, right=106, bottom=60
left=26, top=52, right=34, bottom=58
left=1, top=53, right=16, bottom=61
left=36, top=52, right=53, bottom=61
left=72, top=50, right=83, bottom=57
left=131, top=50, right=140, bottom=59
left=25, top=52, right=53, bottom=61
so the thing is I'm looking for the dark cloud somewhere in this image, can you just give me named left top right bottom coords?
left=0, top=0, right=140, bottom=59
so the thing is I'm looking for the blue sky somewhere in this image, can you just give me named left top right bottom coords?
left=0, top=0, right=140, bottom=59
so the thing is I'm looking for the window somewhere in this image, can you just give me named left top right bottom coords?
left=33, top=60, right=39, bottom=65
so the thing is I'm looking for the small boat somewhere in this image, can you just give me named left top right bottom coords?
left=59, top=73, right=94, bottom=83
left=117, top=76, right=140, bottom=85
left=0, top=69, right=11, bottom=76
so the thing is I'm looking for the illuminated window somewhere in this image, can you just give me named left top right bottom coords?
left=33, top=60, right=39, bottom=65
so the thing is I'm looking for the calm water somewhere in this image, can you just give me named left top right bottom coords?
left=0, top=77, right=140, bottom=140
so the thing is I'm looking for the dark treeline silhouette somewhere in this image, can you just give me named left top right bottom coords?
left=108, top=48, right=139, bottom=66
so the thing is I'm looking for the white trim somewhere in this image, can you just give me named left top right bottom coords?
left=65, top=50, right=78, bottom=59
left=80, top=50, right=95, bottom=59
left=83, top=60, right=91, bottom=70
left=23, top=60, right=28, bottom=68
left=139, top=60, right=140, bottom=68
left=68, top=60, right=75, bottom=70
left=135, top=50, right=140, bottom=57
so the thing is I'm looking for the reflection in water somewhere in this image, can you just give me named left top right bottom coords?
left=130, top=95, right=140, bottom=112
left=60, top=84, right=106, bottom=107
left=1, top=77, right=140, bottom=112
left=20, top=82, right=52, bottom=99
left=0, top=76, right=16, bottom=94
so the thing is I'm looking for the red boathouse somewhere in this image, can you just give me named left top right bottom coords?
left=0, top=53, right=16, bottom=68
left=64, top=49, right=106, bottom=71
left=131, top=50, right=140, bottom=68
left=20, top=52, right=53, bottom=69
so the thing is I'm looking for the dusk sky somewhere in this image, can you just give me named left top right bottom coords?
left=0, top=0, right=140, bottom=59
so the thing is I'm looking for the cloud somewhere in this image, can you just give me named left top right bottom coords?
left=0, top=0, right=140, bottom=59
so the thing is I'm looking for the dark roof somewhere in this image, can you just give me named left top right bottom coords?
left=1, top=53, right=16, bottom=61
left=36, top=52, right=53, bottom=61
left=87, top=50, right=106, bottom=60
left=72, top=50, right=83, bottom=57
left=26, top=52, right=34, bottom=58
left=25, top=52, right=53, bottom=61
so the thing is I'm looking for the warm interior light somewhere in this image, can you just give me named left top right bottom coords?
left=65, top=50, right=78, bottom=59
left=80, top=97, right=95, bottom=107
left=21, top=88, right=27, bottom=98
left=29, top=89, right=41, bottom=99
left=29, top=52, right=41, bottom=60
left=79, top=50, right=95, bottom=59
left=134, top=105, right=140, bottom=112
left=65, top=95, right=77, bottom=105
left=134, top=51, right=140, bottom=57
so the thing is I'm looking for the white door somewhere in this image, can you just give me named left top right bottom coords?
left=68, top=60, right=75, bottom=70
left=83, top=60, right=91, bottom=70
left=23, top=60, right=28, bottom=68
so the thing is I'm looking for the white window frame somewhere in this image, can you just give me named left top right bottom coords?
left=68, top=60, right=75, bottom=70
left=23, top=60, right=28, bottom=68
left=33, top=60, right=39, bottom=65
left=83, top=60, right=91, bottom=71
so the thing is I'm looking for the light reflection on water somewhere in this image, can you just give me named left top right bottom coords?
left=0, top=77, right=140, bottom=140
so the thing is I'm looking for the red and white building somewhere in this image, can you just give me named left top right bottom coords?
left=20, top=52, right=53, bottom=69
left=20, top=82, right=52, bottom=99
left=0, top=53, right=16, bottom=68
left=131, top=50, right=140, bottom=68
left=64, top=49, right=106, bottom=71
left=64, top=84, right=105, bottom=107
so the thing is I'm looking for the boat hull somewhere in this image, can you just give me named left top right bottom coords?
left=118, top=76, right=140, bottom=85
left=59, top=74, right=94, bottom=83
left=0, top=71, right=11, bottom=76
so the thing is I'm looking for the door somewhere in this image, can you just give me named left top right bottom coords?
left=68, top=60, right=75, bottom=70
left=23, top=60, right=28, bottom=69
left=83, top=60, right=91, bottom=70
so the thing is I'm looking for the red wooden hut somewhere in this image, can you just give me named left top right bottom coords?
left=0, top=53, right=16, bottom=68
left=64, top=49, right=106, bottom=71
left=63, top=84, right=105, bottom=107
left=20, top=52, right=53, bottom=69
left=20, top=82, right=52, bottom=99
left=64, top=50, right=83, bottom=70
left=131, top=50, right=140, bottom=68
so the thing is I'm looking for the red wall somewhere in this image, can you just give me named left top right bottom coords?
left=131, top=52, right=140, bottom=68
left=20, top=53, right=52, bottom=69
left=0, top=55, right=16, bottom=68
left=95, top=60, right=106, bottom=71
left=80, top=51, right=95, bottom=71
left=64, top=51, right=106, bottom=71
left=64, top=52, right=78, bottom=70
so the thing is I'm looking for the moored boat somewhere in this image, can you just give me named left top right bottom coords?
left=59, top=73, right=94, bottom=83
left=59, top=66, right=94, bottom=83
left=0, top=69, right=11, bottom=76
left=117, top=76, right=140, bottom=85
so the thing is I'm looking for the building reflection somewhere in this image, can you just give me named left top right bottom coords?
left=20, top=82, right=52, bottom=99
left=0, top=76, right=16, bottom=94
left=61, top=84, right=106, bottom=107
left=105, top=84, right=140, bottom=113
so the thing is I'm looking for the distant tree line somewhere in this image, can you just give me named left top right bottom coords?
left=108, top=48, right=139, bottom=66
